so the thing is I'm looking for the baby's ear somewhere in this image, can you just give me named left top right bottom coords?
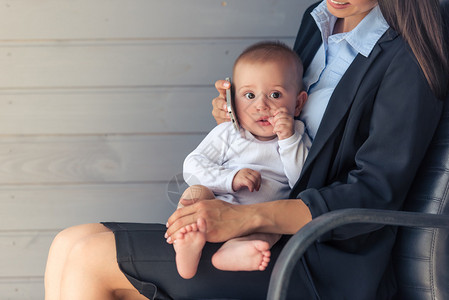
left=294, top=91, right=308, bottom=117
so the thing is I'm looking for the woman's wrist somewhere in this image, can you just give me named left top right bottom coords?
left=240, top=203, right=267, bottom=235
left=244, top=199, right=312, bottom=235
left=225, top=203, right=263, bottom=238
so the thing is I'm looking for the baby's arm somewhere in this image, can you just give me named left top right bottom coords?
left=183, top=123, right=240, bottom=194
left=278, top=120, right=311, bottom=188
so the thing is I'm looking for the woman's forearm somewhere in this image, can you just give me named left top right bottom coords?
left=165, top=198, right=312, bottom=244
left=242, top=199, right=312, bottom=235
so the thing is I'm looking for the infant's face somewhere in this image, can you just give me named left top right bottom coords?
left=233, top=59, right=302, bottom=141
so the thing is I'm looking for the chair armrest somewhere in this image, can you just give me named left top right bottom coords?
left=266, top=208, right=449, bottom=300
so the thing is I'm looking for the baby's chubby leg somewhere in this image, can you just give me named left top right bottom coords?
left=177, top=184, right=215, bottom=208
left=212, top=233, right=281, bottom=272
left=173, top=185, right=215, bottom=279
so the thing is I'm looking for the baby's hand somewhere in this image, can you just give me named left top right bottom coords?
left=232, top=168, right=261, bottom=192
left=268, top=108, right=295, bottom=140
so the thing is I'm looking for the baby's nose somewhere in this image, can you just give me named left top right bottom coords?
left=255, top=95, right=270, bottom=110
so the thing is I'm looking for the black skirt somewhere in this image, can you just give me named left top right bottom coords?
left=102, top=222, right=317, bottom=300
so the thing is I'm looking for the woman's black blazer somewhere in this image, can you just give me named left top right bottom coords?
left=290, top=3, right=443, bottom=299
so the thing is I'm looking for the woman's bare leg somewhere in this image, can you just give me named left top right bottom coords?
left=59, top=230, right=147, bottom=300
left=45, top=223, right=110, bottom=300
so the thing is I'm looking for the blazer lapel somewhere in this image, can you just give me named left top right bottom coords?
left=299, top=29, right=398, bottom=180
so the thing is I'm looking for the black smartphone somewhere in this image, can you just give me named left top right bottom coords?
left=225, top=77, right=239, bottom=131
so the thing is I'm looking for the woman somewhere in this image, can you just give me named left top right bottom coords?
left=45, top=0, right=448, bottom=299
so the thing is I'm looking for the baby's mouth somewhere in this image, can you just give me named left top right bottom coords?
left=256, top=116, right=272, bottom=126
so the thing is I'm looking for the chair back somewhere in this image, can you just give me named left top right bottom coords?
left=393, top=2, right=449, bottom=297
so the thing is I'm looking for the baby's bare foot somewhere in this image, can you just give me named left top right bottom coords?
left=174, top=218, right=207, bottom=279
left=211, top=238, right=271, bottom=271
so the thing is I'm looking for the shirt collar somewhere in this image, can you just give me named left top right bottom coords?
left=311, top=1, right=390, bottom=57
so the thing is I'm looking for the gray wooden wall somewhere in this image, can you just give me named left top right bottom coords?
left=0, top=0, right=315, bottom=298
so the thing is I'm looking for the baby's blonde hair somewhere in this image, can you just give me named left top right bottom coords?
left=233, top=41, right=304, bottom=91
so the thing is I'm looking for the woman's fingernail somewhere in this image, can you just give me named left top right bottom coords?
left=167, top=237, right=172, bottom=243
left=166, top=222, right=169, bottom=228
left=224, top=81, right=230, bottom=88
left=164, top=232, right=168, bottom=238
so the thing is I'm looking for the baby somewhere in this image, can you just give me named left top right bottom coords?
left=172, top=41, right=311, bottom=279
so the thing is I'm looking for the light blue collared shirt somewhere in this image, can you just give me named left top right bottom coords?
left=300, top=1, right=390, bottom=139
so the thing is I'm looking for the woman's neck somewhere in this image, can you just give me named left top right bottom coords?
left=333, top=12, right=370, bottom=34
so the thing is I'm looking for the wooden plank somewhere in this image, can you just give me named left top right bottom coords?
left=0, top=183, right=181, bottom=231
left=0, top=1, right=317, bottom=298
left=0, top=231, right=54, bottom=278
left=0, top=39, right=295, bottom=89
left=0, top=134, right=205, bottom=184
left=0, top=0, right=315, bottom=40
left=0, top=278, right=43, bottom=300
left=0, top=185, right=184, bottom=277
left=0, top=87, right=217, bottom=135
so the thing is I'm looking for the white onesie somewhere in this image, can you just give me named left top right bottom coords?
left=183, top=121, right=311, bottom=205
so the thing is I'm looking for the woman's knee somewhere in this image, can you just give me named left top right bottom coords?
left=59, top=231, right=135, bottom=298
left=61, top=230, right=117, bottom=288
left=67, top=231, right=114, bottom=265
left=62, top=231, right=135, bottom=292
left=50, top=223, right=110, bottom=257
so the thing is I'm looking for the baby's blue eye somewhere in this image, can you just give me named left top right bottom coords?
left=245, top=93, right=255, bottom=100
left=270, top=92, right=281, bottom=99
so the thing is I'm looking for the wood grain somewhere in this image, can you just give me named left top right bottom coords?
left=0, top=0, right=316, bottom=298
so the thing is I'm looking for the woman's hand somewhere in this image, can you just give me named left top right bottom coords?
left=212, top=79, right=231, bottom=124
left=165, top=199, right=251, bottom=243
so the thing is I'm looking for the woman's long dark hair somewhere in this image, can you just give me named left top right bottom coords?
left=378, top=0, right=449, bottom=99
